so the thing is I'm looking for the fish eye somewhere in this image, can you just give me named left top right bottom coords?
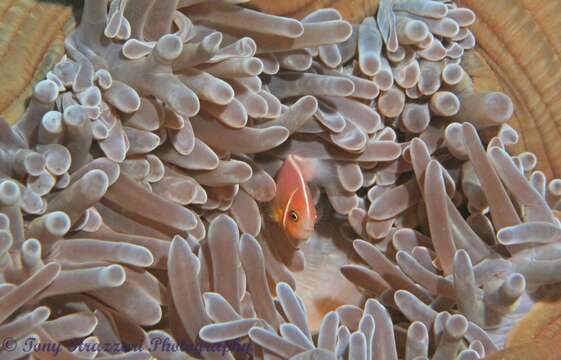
left=289, top=210, right=299, bottom=222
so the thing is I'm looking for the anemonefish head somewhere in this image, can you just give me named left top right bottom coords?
left=272, top=155, right=318, bottom=247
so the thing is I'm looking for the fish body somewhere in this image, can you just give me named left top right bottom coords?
left=271, top=155, right=318, bottom=248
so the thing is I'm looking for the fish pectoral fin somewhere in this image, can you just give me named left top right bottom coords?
left=272, top=206, right=283, bottom=224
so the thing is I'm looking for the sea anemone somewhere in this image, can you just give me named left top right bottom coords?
left=1, top=0, right=561, bottom=359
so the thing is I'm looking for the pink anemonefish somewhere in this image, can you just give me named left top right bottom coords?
left=271, top=155, right=318, bottom=248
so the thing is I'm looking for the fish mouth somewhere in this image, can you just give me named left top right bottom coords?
left=288, top=229, right=316, bottom=246
left=296, top=227, right=316, bottom=240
